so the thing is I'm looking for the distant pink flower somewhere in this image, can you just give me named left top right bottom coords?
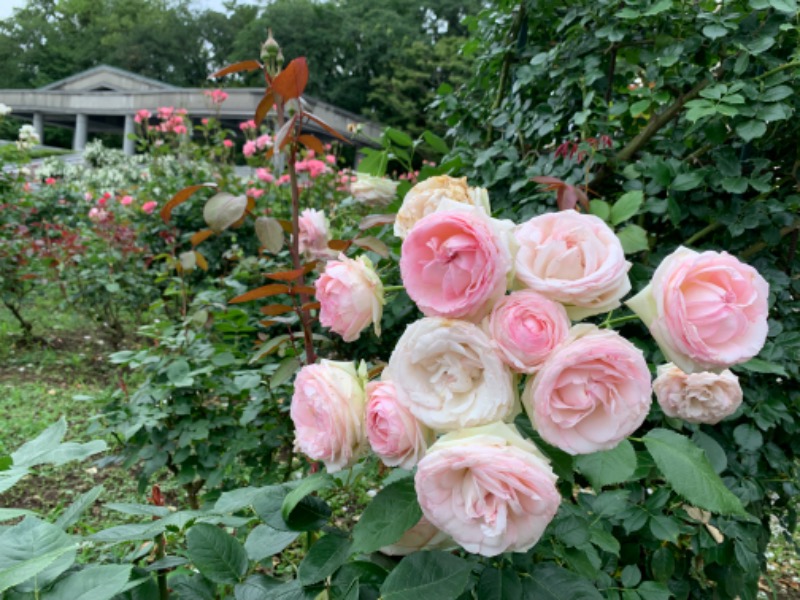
left=201, top=118, right=209, bottom=126
left=247, top=188, right=265, bottom=199
left=256, top=134, right=272, bottom=149
left=325, top=154, right=336, bottom=164
left=88, top=207, right=111, bottom=223
left=84, top=192, right=93, bottom=202
left=176, top=108, right=188, bottom=116
left=23, top=183, right=31, bottom=192
left=222, top=139, right=234, bottom=148
left=120, top=195, right=133, bottom=206
left=44, top=177, right=56, bottom=185
left=239, top=120, right=256, bottom=131
left=243, top=140, right=257, bottom=157
left=256, top=168, right=274, bottom=183
left=142, top=201, right=158, bottom=214
left=204, top=88, right=228, bottom=105
left=134, top=109, right=151, bottom=124
left=157, top=106, right=174, bottom=119
left=173, top=125, right=187, bottom=135
left=276, top=174, right=291, bottom=186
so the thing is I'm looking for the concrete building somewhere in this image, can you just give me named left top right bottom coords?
left=0, top=65, right=382, bottom=154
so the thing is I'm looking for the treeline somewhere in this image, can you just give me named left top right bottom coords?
left=0, top=0, right=481, bottom=133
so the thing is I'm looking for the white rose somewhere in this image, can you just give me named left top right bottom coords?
left=351, top=174, right=399, bottom=206
left=388, top=317, right=517, bottom=432
left=394, top=175, right=490, bottom=239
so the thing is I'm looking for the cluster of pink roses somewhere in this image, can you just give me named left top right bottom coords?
left=290, top=175, right=770, bottom=557
left=204, top=88, right=229, bottom=105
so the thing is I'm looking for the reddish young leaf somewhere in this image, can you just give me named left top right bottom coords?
left=229, top=283, right=291, bottom=304
left=368, top=365, right=386, bottom=380
left=259, top=320, right=276, bottom=327
left=353, top=236, right=389, bottom=258
left=271, top=57, right=309, bottom=100
left=277, top=219, right=294, bottom=233
left=292, top=285, right=317, bottom=296
left=260, top=304, right=295, bottom=316
left=297, top=134, right=325, bottom=155
left=304, top=113, right=349, bottom=143
left=210, top=60, right=262, bottom=79
left=194, top=251, right=209, bottom=271
left=160, top=183, right=216, bottom=223
left=265, top=262, right=317, bottom=282
left=300, top=301, right=321, bottom=312
left=191, top=229, right=214, bottom=247
left=328, top=239, right=352, bottom=251
left=359, top=214, right=396, bottom=230
left=255, top=91, right=275, bottom=127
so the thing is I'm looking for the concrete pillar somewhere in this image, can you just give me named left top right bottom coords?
left=73, top=113, right=88, bottom=151
left=123, top=114, right=135, bottom=156
left=32, top=112, right=44, bottom=145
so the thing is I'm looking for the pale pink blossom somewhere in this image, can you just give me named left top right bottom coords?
left=239, top=119, right=256, bottom=131
left=366, top=379, right=433, bottom=469
left=514, top=210, right=631, bottom=319
left=255, top=168, right=274, bottom=183
left=400, top=210, right=511, bottom=322
left=204, top=88, right=229, bottom=104
left=243, top=140, right=257, bottom=157
left=134, top=109, right=151, bottom=124
left=325, top=154, right=336, bottom=165
left=247, top=188, right=265, bottom=199
left=626, top=247, right=769, bottom=373
left=223, top=139, right=233, bottom=148
left=256, top=134, right=272, bottom=149
left=523, top=324, right=651, bottom=455
left=290, top=360, right=367, bottom=473
left=486, top=290, right=570, bottom=373
left=653, top=363, right=743, bottom=424
left=142, top=201, right=158, bottom=214
left=84, top=192, right=93, bottom=202
left=120, top=195, right=133, bottom=206
left=298, top=208, right=333, bottom=259
left=276, top=174, right=291, bottom=186
left=415, top=422, right=560, bottom=556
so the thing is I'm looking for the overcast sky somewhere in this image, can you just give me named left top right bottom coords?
left=0, top=0, right=253, bottom=21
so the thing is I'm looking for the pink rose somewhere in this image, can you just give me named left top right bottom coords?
left=298, top=208, right=333, bottom=259
left=388, top=317, right=516, bottom=432
left=653, top=363, right=742, bottom=424
left=366, top=380, right=433, bottom=469
left=514, top=210, right=631, bottom=319
left=626, top=247, right=769, bottom=373
left=45, top=177, right=56, bottom=185
left=142, top=201, right=157, bottom=214
left=379, top=516, right=453, bottom=556
left=523, top=324, right=651, bottom=455
left=243, top=140, right=257, bottom=157
left=415, top=422, right=560, bottom=556
left=290, top=360, right=367, bottom=473
left=256, top=168, right=274, bottom=183
left=316, top=255, right=384, bottom=342
left=223, top=139, right=234, bottom=148
left=400, top=210, right=511, bottom=322
left=120, top=195, right=133, bottom=206
left=486, top=290, right=570, bottom=373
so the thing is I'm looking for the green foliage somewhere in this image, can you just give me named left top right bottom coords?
left=379, top=551, right=473, bottom=600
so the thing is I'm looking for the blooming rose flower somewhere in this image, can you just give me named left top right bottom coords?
left=379, top=516, right=453, bottom=556
left=142, top=201, right=158, bottom=214
left=222, top=139, right=234, bottom=148
left=298, top=208, right=334, bottom=260
left=243, top=140, right=257, bottom=157
left=394, top=175, right=490, bottom=239
left=486, top=290, right=570, bottom=373
left=120, top=195, right=133, bottom=206
left=366, top=380, right=433, bottom=469
left=316, top=254, right=384, bottom=342
left=388, top=317, right=516, bottom=432
left=653, top=363, right=743, bottom=424
left=256, top=168, right=274, bottom=183
left=351, top=174, right=399, bottom=206
left=523, top=324, right=651, bottom=455
left=626, top=247, right=769, bottom=373
left=290, top=360, right=367, bottom=473
left=514, top=210, right=631, bottom=319
left=415, top=422, right=560, bottom=556
left=400, top=210, right=510, bottom=322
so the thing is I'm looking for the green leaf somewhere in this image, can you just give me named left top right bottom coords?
left=245, top=525, right=299, bottom=561
left=610, top=190, right=644, bottom=225
left=735, top=358, right=788, bottom=377
left=721, top=177, right=748, bottom=194
left=636, top=581, right=672, bottom=600
left=477, top=567, right=522, bottom=599
left=621, top=565, right=641, bottom=588
left=769, top=0, right=798, bottom=11
left=170, top=574, right=216, bottom=600
left=702, top=24, right=728, bottom=39
left=642, top=429, right=747, bottom=516
left=644, top=0, right=672, bottom=15
left=55, top=485, right=104, bottom=530
left=0, top=545, right=75, bottom=595
left=11, top=418, right=105, bottom=468
left=186, top=523, right=248, bottom=585
left=384, top=128, right=413, bottom=147
left=736, top=120, right=767, bottom=142
left=630, top=100, right=651, bottom=117
left=235, top=575, right=282, bottom=600
left=351, top=478, right=422, bottom=553
left=589, top=200, right=611, bottom=222
left=41, top=565, right=131, bottom=600
left=380, top=551, right=471, bottom=600
left=271, top=357, right=300, bottom=389
left=89, top=523, right=166, bottom=543
left=166, top=359, right=193, bottom=386
left=671, top=172, right=704, bottom=191
left=281, top=474, right=332, bottom=521
left=617, top=224, right=650, bottom=254
left=733, top=424, right=763, bottom=452
left=576, top=440, right=638, bottom=488
left=0, top=508, right=34, bottom=522
left=422, top=131, right=450, bottom=155
left=692, top=431, right=728, bottom=474
left=0, top=517, right=77, bottom=592
left=298, top=534, right=351, bottom=585
left=521, top=563, right=603, bottom=599
left=649, top=515, right=680, bottom=543
left=756, top=103, right=789, bottom=123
